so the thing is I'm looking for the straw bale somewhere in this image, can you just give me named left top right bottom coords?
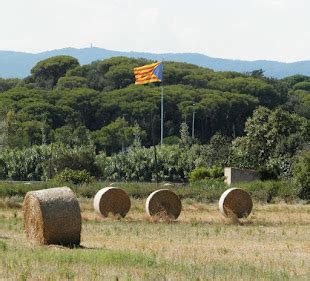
left=219, top=188, right=253, bottom=218
left=23, top=187, right=81, bottom=246
left=145, top=189, right=182, bottom=219
left=162, top=183, right=174, bottom=188
left=93, top=187, right=131, bottom=217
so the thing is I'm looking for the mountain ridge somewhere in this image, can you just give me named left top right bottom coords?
left=1, top=47, right=310, bottom=79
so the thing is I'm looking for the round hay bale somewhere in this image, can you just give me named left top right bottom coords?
left=93, top=187, right=131, bottom=218
left=145, top=189, right=182, bottom=219
left=162, top=183, right=174, bottom=188
left=23, top=187, right=81, bottom=246
left=219, top=188, right=253, bottom=218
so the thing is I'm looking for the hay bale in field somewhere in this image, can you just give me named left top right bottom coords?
left=93, top=187, right=131, bottom=218
left=23, top=187, right=81, bottom=246
left=219, top=188, right=253, bottom=218
left=162, top=182, right=174, bottom=188
left=145, top=189, right=182, bottom=219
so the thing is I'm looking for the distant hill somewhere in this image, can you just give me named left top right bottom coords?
left=1, top=47, right=310, bottom=79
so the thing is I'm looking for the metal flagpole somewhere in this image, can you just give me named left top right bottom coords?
left=160, top=59, right=164, bottom=145
left=151, top=114, right=159, bottom=186
left=192, top=103, right=195, bottom=138
left=160, top=85, right=164, bottom=145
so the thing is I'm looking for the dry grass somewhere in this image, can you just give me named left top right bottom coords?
left=0, top=197, right=309, bottom=280
left=0, top=196, right=22, bottom=209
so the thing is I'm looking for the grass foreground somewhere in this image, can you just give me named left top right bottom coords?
left=0, top=198, right=309, bottom=280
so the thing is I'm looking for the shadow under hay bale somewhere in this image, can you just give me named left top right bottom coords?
left=145, top=189, right=182, bottom=219
left=23, top=187, right=81, bottom=246
left=93, top=187, right=131, bottom=218
left=219, top=188, right=253, bottom=219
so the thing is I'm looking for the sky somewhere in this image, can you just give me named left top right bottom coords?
left=1, top=0, right=309, bottom=62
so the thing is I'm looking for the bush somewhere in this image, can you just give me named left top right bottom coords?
left=73, top=181, right=227, bottom=202
left=53, top=168, right=95, bottom=185
left=95, top=144, right=209, bottom=182
left=0, top=144, right=97, bottom=181
left=258, top=166, right=278, bottom=181
left=189, top=167, right=209, bottom=182
left=236, top=180, right=299, bottom=203
left=189, top=166, right=224, bottom=183
left=292, top=151, right=310, bottom=199
left=293, top=81, right=310, bottom=91
left=188, top=179, right=227, bottom=201
left=0, top=159, right=7, bottom=180
left=0, top=182, right=53, bottom=197
left=0, top=179, right=302, bottom=202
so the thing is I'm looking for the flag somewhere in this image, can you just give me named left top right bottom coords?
left=134, top=61, right=163, bottom=85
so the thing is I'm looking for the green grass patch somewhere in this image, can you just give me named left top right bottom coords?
left=0, top=179, right=302, bottom=202
left=236, top=180, right=300, bottom=203
left=0, top=245, right=297, bottom=280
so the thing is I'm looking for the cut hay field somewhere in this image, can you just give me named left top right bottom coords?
left=0, top=198, right=309, bottom=280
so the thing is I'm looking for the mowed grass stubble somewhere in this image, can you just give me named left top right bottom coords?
left=0, top=197, right=309, bottom=280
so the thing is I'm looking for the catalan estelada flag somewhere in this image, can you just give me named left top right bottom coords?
left=134, top=61, right=163, bottom=85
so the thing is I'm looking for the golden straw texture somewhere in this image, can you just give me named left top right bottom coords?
left=145, top=189, right=182, bottom=219
left=23, top=187, right=81, bottom=246
left=93, top=187, right=131, bottom=218
left=219, top=188, right=253, bottom=218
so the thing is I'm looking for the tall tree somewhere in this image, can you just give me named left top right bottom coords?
left=31, top=56, right=79, bottom=89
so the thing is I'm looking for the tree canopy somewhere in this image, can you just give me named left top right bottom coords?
left=30, top=56, right=79, bottom=89
left=0, top=56, right=309, bottom=194
left=0, top=55, right=308, bottom=158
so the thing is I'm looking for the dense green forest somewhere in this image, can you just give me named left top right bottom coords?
left=0, top=56, right=309, bottom=198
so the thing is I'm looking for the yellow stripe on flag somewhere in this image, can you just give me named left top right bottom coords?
left=134, top=62, right=162, bottom=85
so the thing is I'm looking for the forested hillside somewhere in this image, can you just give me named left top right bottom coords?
left=0, top=56, right=309, bottom=198
left=2, top=47, right=310, bottom=78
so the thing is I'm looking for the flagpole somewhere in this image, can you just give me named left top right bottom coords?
left=160, top=85, right=164, bottom=145
left=133, top=60, right=163, bottom=145
left=192, top=103, right=195, bottom=138
left=160, top=59, right=164, bottom=145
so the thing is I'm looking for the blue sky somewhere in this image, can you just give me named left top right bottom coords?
left=1, top=0, right=309, bottom=62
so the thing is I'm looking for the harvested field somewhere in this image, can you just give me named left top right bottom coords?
left=0, top=197, right=309, bottom=280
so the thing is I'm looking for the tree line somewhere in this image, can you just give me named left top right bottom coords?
left=1, top=56, right=308, bottom=148
left=0, top=55, right=309, bottom=197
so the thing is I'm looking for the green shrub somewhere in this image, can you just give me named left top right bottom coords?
left=72, top=183, right=104, bottom=198
left=163, top=136, right=180, bottom=145
left=0, top=179, right=301, bottom=202
left=276, top=182, right=300, bottom=202
left=258, top=166, right=278, bottom=181
left=293, top=81, right=310, bottom=91
left=53, top=168, right=95, bottom=185
left=0, top=182, right=53, bottom=197
left=189, top=167, right=210, bottom=182
left=238, top=181, right=279, bottom=202
left=188, top=179, right=227, bottom=201
left=236, top=180, right=299, bottom=203
left=0, top=144, right=97, bottom=181
left=292, top=151, right=310, bottom=199
left=208, top=166, right=225, bottom=179
left=0, top=159, right=7, bottom=180
left=189, top=166, right=224, bottom=183
left=95, top=144, right=197, bottom=182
